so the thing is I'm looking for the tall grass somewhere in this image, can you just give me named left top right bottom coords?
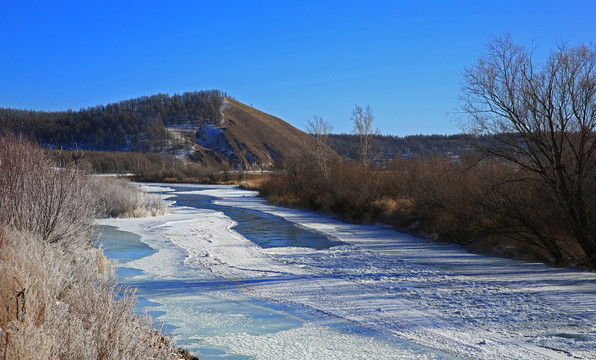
left=0, top=229, right=176, bottom=359
left=0, top=135, right=179, bottom=359
left=91, top=177, right=169, bottom=218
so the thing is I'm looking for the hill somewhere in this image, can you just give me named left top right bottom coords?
left=0, top=91, right=319, bottom=170
left=191, top=98, right=317, bottom=169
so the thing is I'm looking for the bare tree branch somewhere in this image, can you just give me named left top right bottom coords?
left=352, top=105, right=376, bottom=168
left=462, top=34, right=596, bottom=267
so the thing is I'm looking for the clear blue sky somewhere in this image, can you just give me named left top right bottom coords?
left=1, top=1, right=594, bottom=135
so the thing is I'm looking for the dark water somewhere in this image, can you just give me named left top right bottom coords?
left=169, top=188, right=343, bottom=250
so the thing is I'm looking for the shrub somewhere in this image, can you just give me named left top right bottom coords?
left=0, top=135, right=179, bottom=359
left=0, top=228, right=177, bottom=359
left=257, top=151, right=589, bottom=267
left=90, top=177, right=169, bottom=218
left=0, top=135, right=99, bottom=249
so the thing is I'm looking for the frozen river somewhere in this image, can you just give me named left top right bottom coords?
left=98, top=184, right=596, bottom=359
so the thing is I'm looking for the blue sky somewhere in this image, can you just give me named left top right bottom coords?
left=1, top=1, right=594, bottom=135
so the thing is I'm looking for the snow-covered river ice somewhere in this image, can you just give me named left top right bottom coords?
left=98, top=184, right=596, bottom=359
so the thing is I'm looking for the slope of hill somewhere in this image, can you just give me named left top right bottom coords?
left=191, top=98, right=316, bottom=169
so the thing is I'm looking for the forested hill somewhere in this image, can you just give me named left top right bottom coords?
left=0, top=90, right=322, bottom=170
left=0, top=90, right=226, bottom=152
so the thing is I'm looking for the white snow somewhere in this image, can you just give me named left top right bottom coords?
left=101, top=185, right=596, bottom=360
left=196, top=125, right=233, bottom=156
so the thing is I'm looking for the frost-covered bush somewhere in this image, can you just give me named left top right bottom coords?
left=0, top=228, right=178, bottom=359
left=0, top=135, right=178, bottom=359
left=90, top=177, right=169, bottom=218
left=0, top=136, right=100, bottom=248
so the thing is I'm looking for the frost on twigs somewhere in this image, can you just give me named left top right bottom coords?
left=0, top=135, right=99, bottom=248
left=0, top=228, right=178, bottom=359
left=0, top=135, right=178, bottom=359
left=90, top=177, right=170, bottom=218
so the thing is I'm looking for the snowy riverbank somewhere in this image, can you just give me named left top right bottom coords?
left=101, top=184, right=596, bottom=359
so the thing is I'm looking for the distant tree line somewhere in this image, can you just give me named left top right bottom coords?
left=327, top=133, right=492, bottom=160
left=0, top=90, right=227, bottom=152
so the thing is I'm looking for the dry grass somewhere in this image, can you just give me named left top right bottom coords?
left=238, top=173, right=271, bottom=190
left=90, top=177, right=169, bottom=218
left=0, top=228, right=178, bottom=359
left=216, top=98, right=320, bottom=169
left=0, top=135, right=179, bottom=359
left=371, top=198, right=413, bottom=216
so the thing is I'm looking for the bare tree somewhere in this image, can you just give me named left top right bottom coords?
left=352, top=105, right=375, bottom=168
left=462, top=34, right=596, bottom=267
left=306, top=115, right=334, bottom=179
left=0, top=135, right=100, bottom=249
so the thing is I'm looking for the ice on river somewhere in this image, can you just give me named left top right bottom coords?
left=101, top=184, right=596, bottom=360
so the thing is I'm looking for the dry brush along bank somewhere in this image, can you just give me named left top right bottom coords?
left=258, top=153, right=592, bottom=269
left=0, top=135, right=185, bottom=359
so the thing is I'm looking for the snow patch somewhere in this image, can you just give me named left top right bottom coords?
left=196, top=125, right=233, bottom=156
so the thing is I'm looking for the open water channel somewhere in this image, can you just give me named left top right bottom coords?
left=97, top=184, right=458, bottom=359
